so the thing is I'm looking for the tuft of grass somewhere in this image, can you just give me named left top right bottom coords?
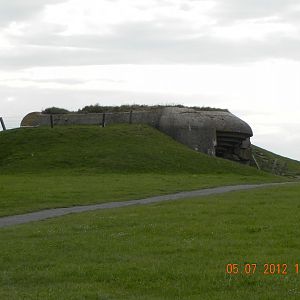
left=1, top=184, right=300, bottom=299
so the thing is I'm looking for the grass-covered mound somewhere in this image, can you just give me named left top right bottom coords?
left=1, top=124, right=265, bottom=176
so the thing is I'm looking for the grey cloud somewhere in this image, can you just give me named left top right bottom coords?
left=2, top=0, right=300, bottom=70
left=0, top=0, right=67, bottom=26
left=3, top=20, right=300, bottom=69
left=213, top=0, right=298, bottom=22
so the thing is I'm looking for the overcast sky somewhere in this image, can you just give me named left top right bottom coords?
left=0, top=0, right=300, bottom=160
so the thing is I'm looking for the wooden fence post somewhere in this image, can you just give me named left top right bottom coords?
left=102, top=113, right=106, bottom=127
left=0, top=117, right=6, bottom=131
left=50, top=115, right=54, bottom=128
left=129, top=110, right=133, bottom=124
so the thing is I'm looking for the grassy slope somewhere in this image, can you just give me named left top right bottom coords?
left=0, top=124, right=270, bottom=175
left=0, top=125, right=280, bottom=216
left=252, top=145, right=300, bottom=176
left=1, top=183, right=300, bottom=299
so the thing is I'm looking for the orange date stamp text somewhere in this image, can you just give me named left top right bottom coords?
left=226, top=263, right=299, bottom=275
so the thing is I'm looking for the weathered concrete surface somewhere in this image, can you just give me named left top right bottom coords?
left=0, top=182, right=291, bottom=228
left=21, top=107, right=253, bottom=163
left=158, top=108, right=252, bottom=160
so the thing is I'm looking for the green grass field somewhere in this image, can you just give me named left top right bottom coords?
left=1, top=124, right=299, bottom=299
left=1, top=184, right=300, bottom=299
left=0, top=125, right=282, bottom=217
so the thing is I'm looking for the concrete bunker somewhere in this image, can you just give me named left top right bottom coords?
left=158, top=107, right=253, bottom=163
left=21, top=107, right=253, bottom=164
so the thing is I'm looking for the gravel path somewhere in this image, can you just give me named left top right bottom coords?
left=0, top=182, right=292, bottom=228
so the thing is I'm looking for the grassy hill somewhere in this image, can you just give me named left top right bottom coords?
left=252, top=145, right=300, bottom=177
left=0, top=124, right=267, bottom=176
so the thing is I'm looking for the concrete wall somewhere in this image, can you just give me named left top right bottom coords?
left=22, top=111, right=162, bottom=127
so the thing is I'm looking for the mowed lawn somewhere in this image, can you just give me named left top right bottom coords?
left=1, top=183, right=300, bottom=299
left=0, top=173, right=281, bottom=217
